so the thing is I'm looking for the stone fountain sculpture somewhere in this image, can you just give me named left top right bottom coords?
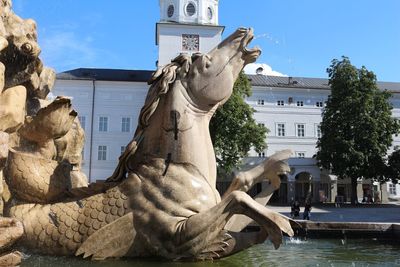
left=0, top=1, right=294, bottom=265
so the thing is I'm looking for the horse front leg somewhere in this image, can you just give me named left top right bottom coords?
left=222, top=150, right=292, bottom=198
left=222, top=150, right=292, bottom=232
left=175, top=190, right=293, bottom=259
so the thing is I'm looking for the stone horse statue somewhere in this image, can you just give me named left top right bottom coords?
left=0, top=2, right=294, bottom=264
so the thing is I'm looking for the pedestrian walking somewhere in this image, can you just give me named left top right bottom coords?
left=303, top=200, right=312, bottom=220
left=291, top=200, right=300, bottom=219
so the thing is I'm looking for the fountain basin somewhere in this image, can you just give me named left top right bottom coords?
left=21, top=237, right=400, bottom=267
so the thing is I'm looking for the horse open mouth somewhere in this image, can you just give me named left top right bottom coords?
left=242, top=29, right=261, bottom=63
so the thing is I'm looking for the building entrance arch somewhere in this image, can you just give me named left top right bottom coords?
left=270, top=175, right=288, bottom=204
left=295, top=172, right=312, bottom=204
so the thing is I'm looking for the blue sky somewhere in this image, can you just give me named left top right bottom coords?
left=13, top=0, right=400, bottom=81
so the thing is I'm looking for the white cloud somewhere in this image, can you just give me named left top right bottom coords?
left=244, top=63, right=287, bottom=77
left=38, top=25, right=117, bottom=72
left=39, top=31, right=97, bottom=71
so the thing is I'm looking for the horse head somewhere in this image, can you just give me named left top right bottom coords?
left=183, top=27, right=261, bottom=108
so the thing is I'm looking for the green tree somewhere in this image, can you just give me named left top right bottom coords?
left=387, top=149, right=400, bottom=184
left=317, top=57, right=399, bottom=204
left=210, top=71, right=268, bottom=176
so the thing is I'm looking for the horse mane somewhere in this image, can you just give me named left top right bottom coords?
left=107, top=53, right=196, bottom=182
left=134, top=53, right=193, bottom=135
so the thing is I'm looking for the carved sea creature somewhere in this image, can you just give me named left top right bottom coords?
left=5, top=27, right=293, bottom=261
left=0, top=0, right=294, bottom=264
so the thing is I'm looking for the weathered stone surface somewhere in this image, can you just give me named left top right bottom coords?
left=6, top=149, right=72, bottom=203
left=0, top=217, right=23, bottom=249
left=24, top=71, right=40, bottom=92
left=70, top=170, right=89, bottom=188
left=0, top=62, right=5, bottom=92
left=0, top=132, right=5, bottom=215
left=37, top=67, right=56, bottom=99
left=18, top=97, right=76, bottom=144
left=0, top=37, right=7, bottom=53
left=0, top=132, right=8, bottom=169
left=0, top=85, right=26, bottom=132
left=0, top=251, right=22, bottom=267
left=55, top=117, right=85, bottom=165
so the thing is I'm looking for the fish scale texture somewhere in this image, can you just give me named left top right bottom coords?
left=9, top=186, right=130, bottom=255
left=6, top=150, right=71, bottom=203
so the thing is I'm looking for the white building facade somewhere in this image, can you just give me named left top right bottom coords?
left=54, top=69, right=151, bottom=180
left=52, top=0, right=400, bottom=203
left=54, top=69, right=400, bottom=204
left=244, top=75, right=400, bottom=204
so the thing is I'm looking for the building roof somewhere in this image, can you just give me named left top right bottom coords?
left=247, top=74, right=400, bottom=92
left=248, top=75, right=330, bottom=90
left=57, top=68, right=154, bottom=83
left=57, top=68, right=400, bottom=92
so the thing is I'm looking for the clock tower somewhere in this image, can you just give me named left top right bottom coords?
left=156, top=0, right=224, bottom=66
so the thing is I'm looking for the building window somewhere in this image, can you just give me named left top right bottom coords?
left=277, top=123, right=285, bottom=137
left=316, top=101, right=323, bottom=107
left=389, top=184, right=397, bottom=195
left=296, top=152, right=306, bottom=158
left=258, top=152, right=265, bottom=158
left=277, top=100, right=284, bottom=106
left=121, top=117, right=131, bottom=132
left=120, top=146, right=126, bottom=155
left=207, top=6, right=213, bottom=20
left=186, top=2, right=196, bottom=16
left=257, top=99, right=265, bottom=106
left=315, top=124, right=321, bottom=138
left=296, top=101, right=304, bottom=107
left=99, top=117, right=108, bottom=132
left=296, top=124, right=305, bottom=137
left=78, top=116, right=86, bottom=130
left=167, top=4, right=174, bottom=17
left=98, top=146, right=107, bottom=161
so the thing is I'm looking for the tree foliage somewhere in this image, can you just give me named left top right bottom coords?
left=210, top=71, right=268, bottom=175
left=387, top=149, right=400, bottom=184
left=316, top=57, right=400, bottom=203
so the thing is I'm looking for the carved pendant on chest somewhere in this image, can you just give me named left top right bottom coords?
left=163, top=109, right=194, bottom=141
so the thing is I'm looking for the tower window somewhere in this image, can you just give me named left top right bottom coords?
left=207, top=7, right=213, bottom=20
left=186, top=2, right=196, bottom=16
left=167, top=5, right=174, bottom=17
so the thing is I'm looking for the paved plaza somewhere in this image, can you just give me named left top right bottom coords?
left=268, top=204, right=400, bottom=223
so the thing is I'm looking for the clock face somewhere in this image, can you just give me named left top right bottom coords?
left=182, top=34, right=199, bottom=51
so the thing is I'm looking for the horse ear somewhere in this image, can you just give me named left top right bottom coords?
left=171, top=53, right=192, bottom=78
left=148, top=66, right=164, bottom=85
